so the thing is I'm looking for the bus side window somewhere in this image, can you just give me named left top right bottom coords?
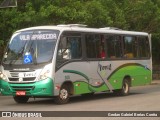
left=98, top=35, right=106, bottom=59
left=57, top=37, right=71, bottom=60
left=57, top=35, right=82, bottom=66
left=123, top=36, right=138, bottom=59
left=138, top=36, right=150, bottom=58
left=70, top=38, right=82, bottom=59
left=86, top=34, right=105, bottom=59
left=106, top=35, right=122, bottom=59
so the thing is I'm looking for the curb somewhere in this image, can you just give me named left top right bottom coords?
left=151, top=80, right=160, bottom=85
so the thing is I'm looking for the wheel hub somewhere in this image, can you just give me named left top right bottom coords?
left=123, top=82, right=129, bottom=93
left=60, top=89, right=68, bottom=100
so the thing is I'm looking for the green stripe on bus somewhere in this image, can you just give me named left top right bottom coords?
left=63, top=70, right=90, bottom=82
left=63, top=69, right=108, bottom=93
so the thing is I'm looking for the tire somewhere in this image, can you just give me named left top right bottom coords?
left=13, top=96, right=29, bottom=103
left=114, top=79, right=130, bottom=96
left=54, top=85, right=70, bottom=104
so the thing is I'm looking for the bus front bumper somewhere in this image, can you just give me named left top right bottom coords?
left=0, top=78, right=53, bottom=96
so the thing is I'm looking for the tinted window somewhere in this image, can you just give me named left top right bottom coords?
left=85, top=34, right=105, bottom=59
left=106, top=35, right=122, bottom=59
left=124, top=36, right=138, bottom=58
left=138, top=36, right=150, bottom=58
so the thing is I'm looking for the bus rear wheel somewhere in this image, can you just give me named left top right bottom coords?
left=54, top=85, right=70, bottom=104
left=13, top=96, right=29, bottom=103
left=114, top=79, right=130, bottom=96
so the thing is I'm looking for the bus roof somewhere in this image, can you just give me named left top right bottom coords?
left=15, top=24, right=149, bottom=36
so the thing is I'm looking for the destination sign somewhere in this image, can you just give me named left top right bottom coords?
left=19, top=33, right=57, bottom=41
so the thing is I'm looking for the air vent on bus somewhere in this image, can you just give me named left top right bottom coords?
left=57, top=24, right=87, bottom=28
left=99, top=27, right=121, bottom=30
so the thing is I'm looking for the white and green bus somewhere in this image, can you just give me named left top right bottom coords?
left=0, top=24, right=152, bottom=104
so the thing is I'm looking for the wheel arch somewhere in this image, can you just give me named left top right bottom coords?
left=123, top=75, right=132, bottom=87
left=61, top=81, right=74, bottom=95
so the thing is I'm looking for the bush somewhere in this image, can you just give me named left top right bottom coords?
left=0, top=40, right=4, bottom=63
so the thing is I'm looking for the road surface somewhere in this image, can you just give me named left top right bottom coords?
left=0, top=82, right=159, bottom=120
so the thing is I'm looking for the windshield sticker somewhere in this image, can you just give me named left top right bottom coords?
left=20, top=33, right=57, bottom=41
left=23, top=52, right=33, bottom=64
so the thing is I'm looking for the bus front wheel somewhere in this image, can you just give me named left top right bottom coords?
left=13, top=96, right=29, bottom=103
left=54, top=85, right=70, bottom=104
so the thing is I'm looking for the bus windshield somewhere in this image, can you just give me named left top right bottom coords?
left=3, top=30, right=59, bottom=65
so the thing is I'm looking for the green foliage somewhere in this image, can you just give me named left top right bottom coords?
left=152, top=33, right=160, bottom=64
left=0, top=0, right=160, bottom=64
left=0, top=39, right=4, bottom=62
left=123, top=0, right=160, bottom=32
left=0, top=40, right=4, bottom=46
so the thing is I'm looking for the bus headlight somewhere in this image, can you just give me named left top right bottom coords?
left=38, top=64, right=52, bottom=80
left=0, top=71, right=7, bottom=81
left=39, top=70, right=50, bottom=80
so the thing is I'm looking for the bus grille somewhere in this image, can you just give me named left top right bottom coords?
left=8, top=77, right=36, bottom=82
left=8, top=70, right=36, bottom=82
left=11, top=86, right=34, bottom=91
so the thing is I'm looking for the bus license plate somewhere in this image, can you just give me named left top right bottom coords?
left=16, top=91, right=26, bottom=96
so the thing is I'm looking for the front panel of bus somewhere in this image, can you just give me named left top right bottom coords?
left=0, top=29, right=59, bottom=96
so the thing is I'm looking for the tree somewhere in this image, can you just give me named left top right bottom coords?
left=122, top=0, right=160, bottom=32
left=1, top=0, right=160, bottom=64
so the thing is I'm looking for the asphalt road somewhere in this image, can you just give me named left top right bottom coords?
left=0, top=82, right=160, bottom=120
